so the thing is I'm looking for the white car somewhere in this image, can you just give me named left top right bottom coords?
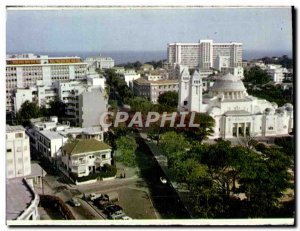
left=121, top=216, right=132, bottom=220
left=90, top=193, right=102, bottom=201
left=160, top=177, right=167, bottom=184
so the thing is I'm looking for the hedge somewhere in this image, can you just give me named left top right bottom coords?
left=69, top=164, right=117, bottom=183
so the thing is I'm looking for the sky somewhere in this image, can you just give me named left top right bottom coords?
left=6, top=7, right=293, bottom=54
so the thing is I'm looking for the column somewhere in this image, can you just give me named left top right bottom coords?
left=243, top=123, right=246, bottom=137
left=236, top=123, right=239, bottom=137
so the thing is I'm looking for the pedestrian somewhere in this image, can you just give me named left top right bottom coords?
left=123, top=173, right=126, bottom=178
left=120, top=173, right=123, bottom=178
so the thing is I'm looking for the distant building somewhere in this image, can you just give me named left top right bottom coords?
left=85, top=55, right=115, bottom=72
left=6, top=54, right=87, bottom=112
left=265, top=64, right=288, bottom=83
left=6, top=125, right=40, bottom=220
left=140, top=64, right=154, bottom=72
left=61, top=139, right=112, bottom=178
left=167, top=40, right=243, bottom=70
left=133, top=77, right=179, bottom=103
left=115, top=69, right=141, bottom=89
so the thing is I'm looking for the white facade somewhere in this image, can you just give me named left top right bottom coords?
left=61, top=140, right=112, bottom=177
left=6, top=54, right=87, bottom=112
left=178, top=68, right=293, bottom=139
left=167, top=40, right=243, bottom=69
left=85, top=56, right=115, bottom=70
left=14, top=84, right=57, bottom=112
left=26, top=116, right=105, bottom=163
left=265, top=64, right=287, bottom=83
left=6, top=125, right=40, bottom=220
left=221, top=66, right=244, bottom=80
left=57, top=77, right=108, bottom=127
left=117, top=69, right=141, bottom=89
left=6, top=125, right=31, bottom=178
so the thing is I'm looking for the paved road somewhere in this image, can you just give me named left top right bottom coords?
left=134, top=132, right=190, bottom=219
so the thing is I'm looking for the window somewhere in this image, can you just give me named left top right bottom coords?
left=15, top=133, right=23, bottom=138
left=6, top=148, right=12, bottom=152
left=102, top=154, right=106, bottom=159
left=268, top=126, right=274, bottom=130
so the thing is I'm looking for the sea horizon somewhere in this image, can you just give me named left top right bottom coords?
left=6, top=50, right=293, bottom=65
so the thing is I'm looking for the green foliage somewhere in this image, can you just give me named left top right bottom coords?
left=244, top=66, right=271, bottom=84
left=116, top=136, right=138, bottom=167
left=274, top=136, right=294, bottom=157
left=145, top=60, right=166, bottom=69
left=247, top=84, right=292, bottom=106
left=182, top=113, right=215, bottom=142
left=261, top=55, right=293, bottom=69
left=157, top=91, right=178, bottom=108
left=160, top=131, right=190, bottom=166
left=128, top=97, right=153, bottom=113
left=162, top=135, right=293, bottom=218
left=16, top=101, right=43, bottom=127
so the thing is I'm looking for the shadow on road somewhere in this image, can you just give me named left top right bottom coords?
left=134, top=132, right=190, bottom=219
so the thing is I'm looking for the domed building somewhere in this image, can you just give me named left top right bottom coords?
left=178, top=68, right=293, bottom=139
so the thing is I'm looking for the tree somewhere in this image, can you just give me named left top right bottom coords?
left=244, top=66, right=271, bottom=84
left=16, top=101, right=42, bottom=127
left=157, top=91, right=178, bottom=109
left=181, top=113, right=215, bottom=142
left=48, top=98, right=67, bottom=120
left=159, top=131, right=190, bottom=167
left=116, top=136, right=137, bottom=167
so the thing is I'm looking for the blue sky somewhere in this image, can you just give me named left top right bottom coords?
left=6, top=7, right=293, bottom=53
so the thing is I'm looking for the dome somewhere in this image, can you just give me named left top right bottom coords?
left=210, top=73, right=246, bottom=92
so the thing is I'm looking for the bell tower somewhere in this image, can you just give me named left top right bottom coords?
left=188, top=70, right=203, bottom=112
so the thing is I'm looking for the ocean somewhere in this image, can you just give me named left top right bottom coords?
left=7, top=50, right=292, bottom=64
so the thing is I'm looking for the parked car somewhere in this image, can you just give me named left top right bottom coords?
left=102, top=192, right=119, bottom=202
left=69, top=197, right=81, bottom=207
left=89, top=193, right=102, bottom=201
left=108, top=210, right=126, bottom=220
left=121, top=216, right=132, bottom=220
left=104, top=205, right=123, bottom=215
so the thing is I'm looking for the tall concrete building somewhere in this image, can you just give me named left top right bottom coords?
left=6, top=54, right=87, bottom=112
left=6, top=125, right=31, bottom=178
left=167, top=40, right=243, bottom=70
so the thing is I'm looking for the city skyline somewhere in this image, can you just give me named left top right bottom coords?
left=7, top=7, right=293, bottom=55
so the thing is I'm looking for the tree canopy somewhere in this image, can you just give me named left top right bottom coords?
left=116, top=136, right=138, bottom=167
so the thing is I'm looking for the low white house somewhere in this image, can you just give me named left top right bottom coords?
left=26, top=116, right=105, bottom=164
left=61, top=139, right=112, bottom=177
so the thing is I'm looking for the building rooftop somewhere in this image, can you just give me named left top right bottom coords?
left=6, top=178, right=34, bottom=220
left=39, top=130, right=64, bottom=140
left=6, top=125, right=25, bottom=133
left=59, top=126, right=103, bottom=137
left=134, top=77, right=178, bottom=85
left=210, top=73, right=246, bottom=92
left=62, top=139, right=111, bottom=155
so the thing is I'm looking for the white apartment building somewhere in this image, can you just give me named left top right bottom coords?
left=115, top=69, right=141, bottom=89
left=6, top=125, right=31, bottom=178
left=26, top=116, right=104, bottom=164
left=14, top=84, right=57, bottom=112
left=85, top=56, right=115, bottom=72
left=6, top=54, right=87, bottom=112
left=167, top=40, right=243, bottom=69
left=57, top=77, right=108, bottom=127
left=6, top=125, right=40, bottom=220
left=265, top=64, right=288, bottom=83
